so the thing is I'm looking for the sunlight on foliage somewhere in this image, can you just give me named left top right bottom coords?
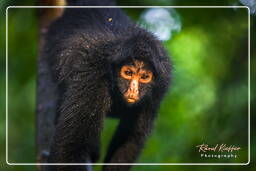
left=139, top=8, right=181, bottom=41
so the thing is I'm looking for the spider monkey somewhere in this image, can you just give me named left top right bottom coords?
left=44, top=0, right=171, bottom=170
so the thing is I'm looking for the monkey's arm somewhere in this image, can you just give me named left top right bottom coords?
left=48, top=72, right=110, bottom=170
left=103, top=104, right=156, bottom=171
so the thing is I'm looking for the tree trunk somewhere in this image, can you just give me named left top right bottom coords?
left=36, top=1, right=65, bottom=170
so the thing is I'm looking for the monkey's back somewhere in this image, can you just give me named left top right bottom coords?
left=45, top=8, right=135, bottom=83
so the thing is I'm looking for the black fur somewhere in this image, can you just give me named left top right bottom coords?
left=45, top=1, right=171, bottom=170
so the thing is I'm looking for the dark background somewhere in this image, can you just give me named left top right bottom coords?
left=0, top=0, right=255, bottom=170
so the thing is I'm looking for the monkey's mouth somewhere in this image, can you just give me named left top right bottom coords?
left=127, top=98, right=136, bottom=103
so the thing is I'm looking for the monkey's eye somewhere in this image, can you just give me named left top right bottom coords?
left=141, top=74, right=149, bottom=80
left=120, top=66, right=134, bottom=80
left=125, top=70, right=133, bottom=76
left=139, top=71, right=153, bottom=83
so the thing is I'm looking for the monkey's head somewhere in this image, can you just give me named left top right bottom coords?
left=110, top=30, right=171, bottom=106
left=116, top=59, right=154, bottom=104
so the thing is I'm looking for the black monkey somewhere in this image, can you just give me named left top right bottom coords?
left=45, top=0, right=171, bottom=170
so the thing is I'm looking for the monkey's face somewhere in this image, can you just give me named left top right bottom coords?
left=118, top=60, right=153, bottom=104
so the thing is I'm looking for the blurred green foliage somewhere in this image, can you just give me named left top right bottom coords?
left=0, top=0, right=255, bottom=171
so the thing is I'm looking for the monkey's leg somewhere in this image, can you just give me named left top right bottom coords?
left=48, top=74, right=110, bottom=171
left=103, top=105, right=156, bottom=171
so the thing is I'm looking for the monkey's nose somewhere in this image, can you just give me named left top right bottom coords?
left=127, top=91, right=136, bottom=99
left=129, top=88, right=138, bottom=96
left=129, top=93, right=135, bottom=98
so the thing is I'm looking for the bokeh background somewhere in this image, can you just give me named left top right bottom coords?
left=0, top=0, right=255, bottom=171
